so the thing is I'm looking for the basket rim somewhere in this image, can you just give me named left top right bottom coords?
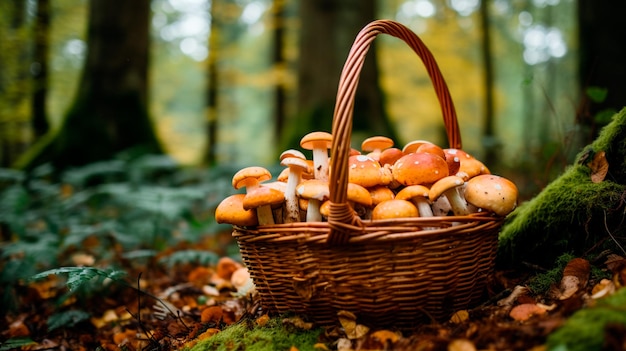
left=233, top=213, right=502, bottom=245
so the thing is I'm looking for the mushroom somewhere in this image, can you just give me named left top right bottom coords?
left=416, top=142, right=446, bottom=160
left=347, top=182, right=373, bottom=219
left=242, top=185, right=285, bottom=225
left=395, top=185, right=433, bottom=217
left=391, top=152, right=449, bottom=186
left=296, top=179, right=329, bottom=222
left=402, top=140, right=435, bottom=154
left=368, top=185, right=395, bottom=206
left=231, top=166, right=277, bottom=225
left=361, top=136, right=394, bottom=161
left=442, top=148, right=462, bottom=176
left=215, top=194, right=258, bottom=227
left=300, top=131, right=333, bottom=181
left=348, top=154, right=393, bottom=188
left=443, top=149, right=489, bottom=180
left=280, top=156, right=311, bottom=223
left=378, top=147, right=404, bottom=167
left=464, top=174, right=518, bottom=216
left=429, top=175, right=470, bottom=216
left=371, top=199, right=418, bottom=220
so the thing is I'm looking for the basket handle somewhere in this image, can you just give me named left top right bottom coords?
left=327, top=19, right=462, bottom=245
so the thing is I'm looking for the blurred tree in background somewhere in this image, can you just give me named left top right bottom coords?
left=0, top=0, right=625, bottom=198
left=15, top=0, right=162, bottom=171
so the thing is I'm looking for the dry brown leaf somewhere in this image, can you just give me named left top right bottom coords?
left=187, top=266, right=213, bottom=285
left=591, top=278, right=616, bottom=299
left=556, top=258, right=590, bottom=300
left=200, top=305, right=223, bottom=323
left=588, top=150, right=608, bottom=183
left=370, top=329, right=400, bottom=344
left=8, top=318, right=30, bottom=338
left=509, top=303, right=547, bottom=321
left=337, top=310, right=370, bottom=339
left=450, top=310, right=469, bottom=324
left=255, top=314, right=271, bottom=327
left=282, top=316, right=314, bottom=330
left=605, top=254, right=626, bottom=271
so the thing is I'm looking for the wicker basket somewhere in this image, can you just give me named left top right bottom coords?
left=232, top=19, right=503, bottom=329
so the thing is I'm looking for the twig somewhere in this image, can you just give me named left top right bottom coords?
left=604, top=210, right=626, bottom=256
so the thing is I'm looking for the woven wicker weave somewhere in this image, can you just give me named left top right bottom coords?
left=232, top=19, right=502, bottom=329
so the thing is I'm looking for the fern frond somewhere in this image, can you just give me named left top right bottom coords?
left=30, top=266, right=127, bottom=292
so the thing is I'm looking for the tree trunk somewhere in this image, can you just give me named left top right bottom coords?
left=32, top=0, right=51, bottom=139
left=17, top=0, right=162, bottom=171
left=577, top=0, right=626, bottom=140
left=204, top=0, right=220, bottom=166
left=284, top=0, right=397, bottom=151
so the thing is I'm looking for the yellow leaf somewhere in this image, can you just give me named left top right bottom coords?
left=588, top=150, right=608, bottom=183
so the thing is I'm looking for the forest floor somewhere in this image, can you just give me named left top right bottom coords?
left=1, top=160, right=625, bottom=351
left=2, top=237, right=626, bottom=351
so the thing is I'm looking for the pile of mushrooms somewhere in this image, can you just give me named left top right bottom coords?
left=215, top=132, right=519, bottom=227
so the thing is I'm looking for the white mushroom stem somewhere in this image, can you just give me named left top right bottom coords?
left=311, top=145, right=329, bottom=181
left=283, top=171, right=302, bottom=223
left=306, top=199, right=322, bottom=222
left=412, top=197, right=434, bottom=217
left=443, top=187, right=470, bottom=216
left=280, top=157, right=310, bottom=223
left=257, top=205, right=275, bottom=225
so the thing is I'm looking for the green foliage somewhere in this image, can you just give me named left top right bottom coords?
left=158, top=249, right=220, bottom=268
left=546, top=287, right=626, bottom=351
left=31, top=266, right=127, bottom=293
left=0, top=157, right=237, bottom=314
left=527, top=253, right=576, bottom=294
left=585, top=86, right=608, bottom=103
left=0, top=338, right=37, bottom=351
left=47, top=309, right=91, bottom=332
left=186, top=317, right=323, bottom=351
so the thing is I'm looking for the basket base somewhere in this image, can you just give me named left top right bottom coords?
left=233, top=218, right=501, bottom=329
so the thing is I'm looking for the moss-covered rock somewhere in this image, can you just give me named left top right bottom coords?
left=545, top=287, right=626, bottom=351
left=497, top=108, right=626, bottom=268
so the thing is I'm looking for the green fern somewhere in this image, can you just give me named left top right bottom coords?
left=0, top=338, right=36, bottom=351
left=31, top=266, right=127, bottom=292
left=158, top=249, right=220, bottom=268
left=47, top=309, right=91, bottom=331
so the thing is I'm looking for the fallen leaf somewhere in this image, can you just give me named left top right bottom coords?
left=450, top=310, right=469, bottom=324
left=588, top=150, right=608, bottom=183
left=553, top=257, right=590, bottom=300
left=200, top=305, right=223, bottom=323
left=509, top=303, right=547, bottom=321
left=337, top=310, right=369, bottom=339
left=370, top=329, right=400, bottom=344
left=255, top=314, right=271, bottom=327
left=591, top=278, right=615, bottom=299
left=497, top=285, right=529, bottom=306
left=282, top=316, right=314, bottom=330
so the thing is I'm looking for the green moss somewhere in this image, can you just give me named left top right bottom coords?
left=546, top=288, right=626, bottom=351
left=497, top=108, right=626, bottom=268
left=185, top=317, right=324, bottom=351
left=527, top=253, right=576, bottom=294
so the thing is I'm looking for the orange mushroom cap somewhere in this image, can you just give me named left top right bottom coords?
left=215, top=194, right=258, bottom=227
left=391, top=152, right=449, bottom=186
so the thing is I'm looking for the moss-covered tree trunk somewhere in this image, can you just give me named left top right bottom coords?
left=284, top=0, right=398, bottom=152
left=18, top=0, right=162, bottom=171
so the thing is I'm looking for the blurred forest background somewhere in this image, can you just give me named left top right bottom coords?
left=1, top=0, right=625, bottom=199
